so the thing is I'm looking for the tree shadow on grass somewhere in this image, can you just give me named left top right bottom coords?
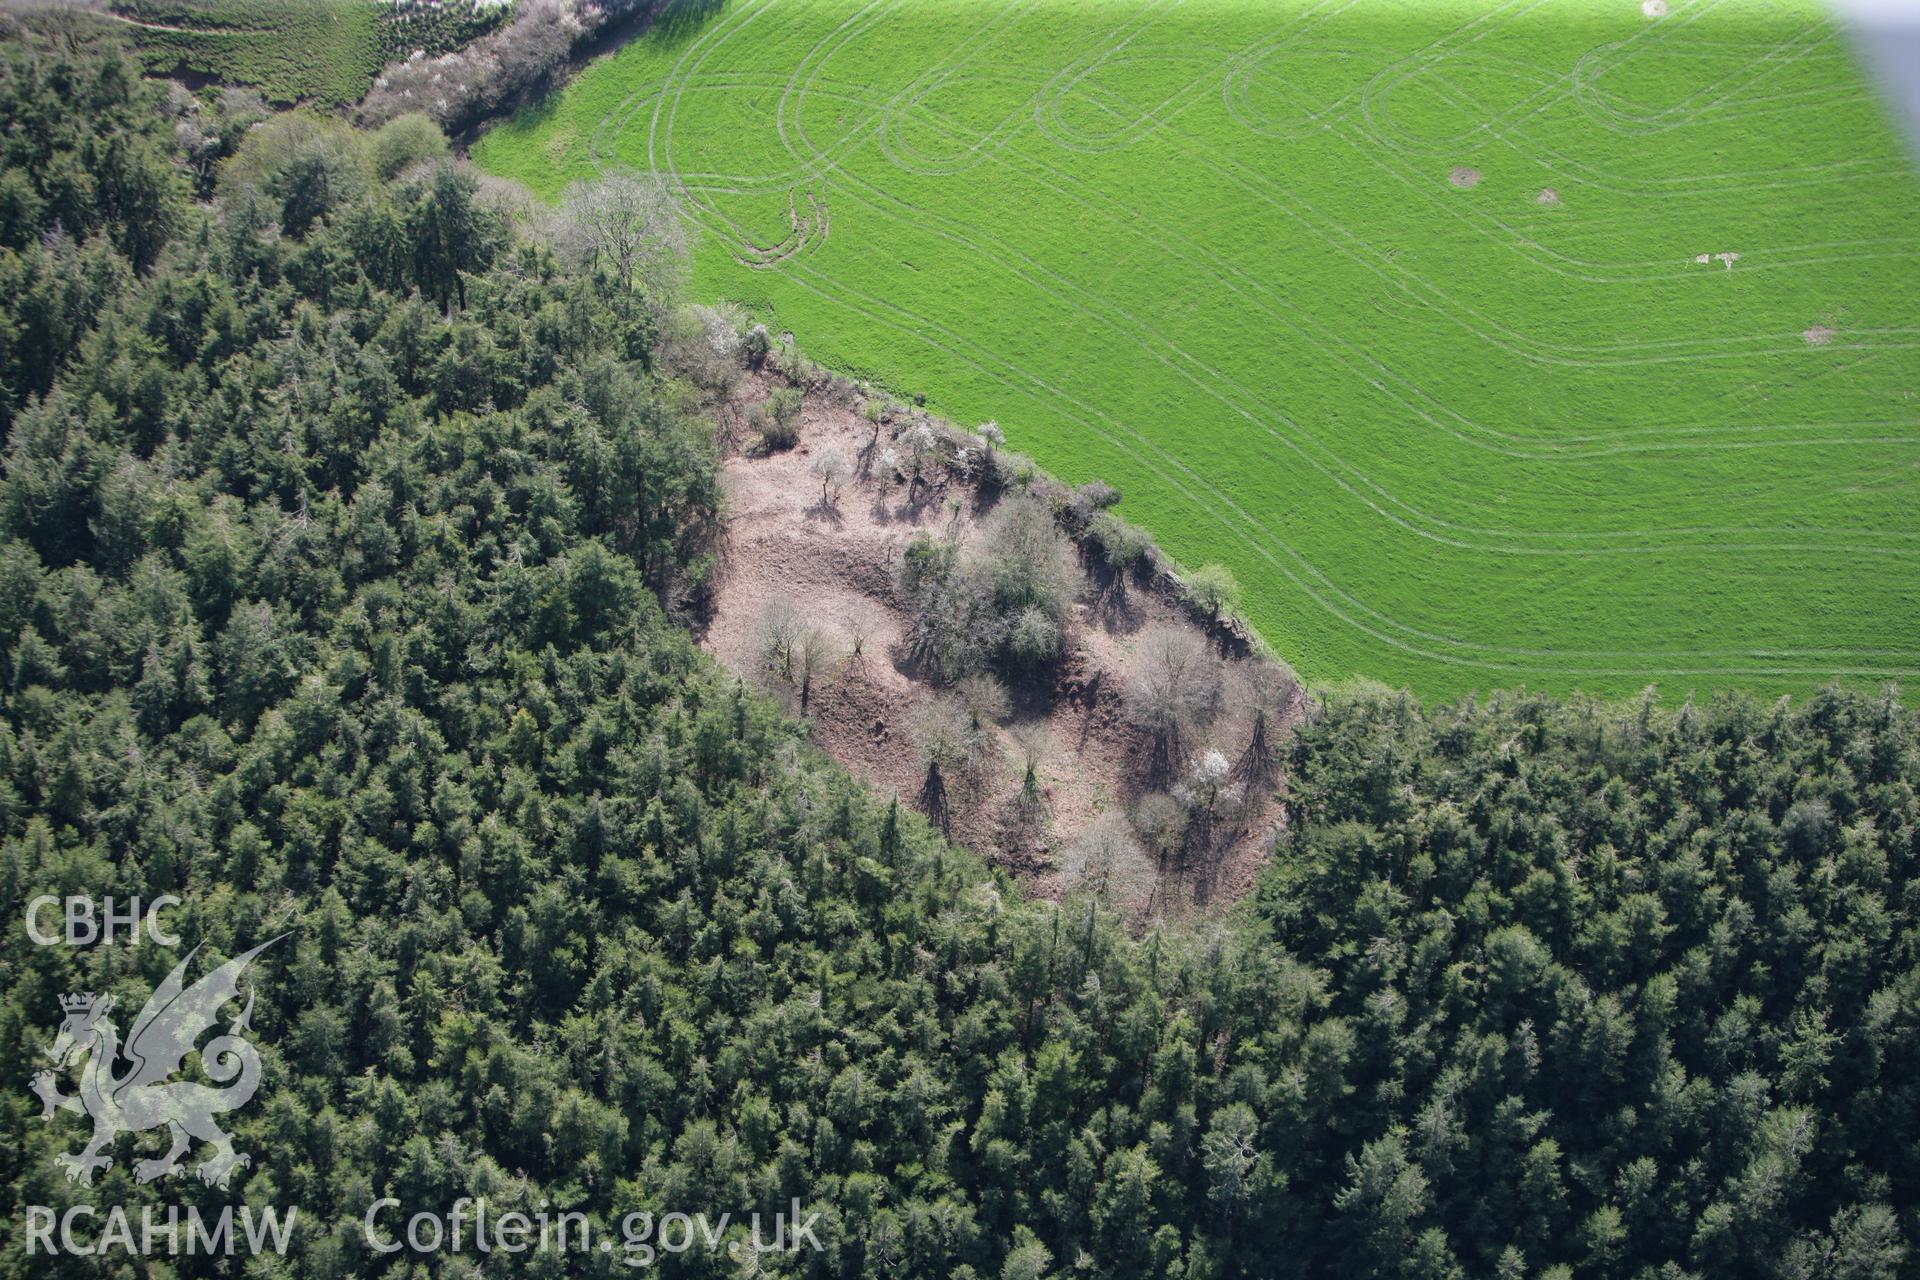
left=651, top=0, right=728, bottom=42
left=571, top=0, right=730, bottom=71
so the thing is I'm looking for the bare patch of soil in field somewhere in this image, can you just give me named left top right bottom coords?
left=700, top=372, right=1301, bottom=917
left=1448, top=166, right=1482, bottom=189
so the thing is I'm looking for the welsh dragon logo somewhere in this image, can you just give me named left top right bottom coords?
left=32, top=937, right=283, bottom=1189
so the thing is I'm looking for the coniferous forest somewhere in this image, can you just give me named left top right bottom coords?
left=0, top=23, right=1916, bottom=1280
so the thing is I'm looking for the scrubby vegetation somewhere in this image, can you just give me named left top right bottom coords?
left=0, top=29, right=1916, bottom=1280
left=714, top=355, right=1289, bottom=901
left=898, top=492, right=1083, bottom=686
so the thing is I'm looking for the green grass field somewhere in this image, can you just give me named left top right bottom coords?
left=100, top=0, right=382, bottom=104
left=473, top=0, right=1920, bottom=700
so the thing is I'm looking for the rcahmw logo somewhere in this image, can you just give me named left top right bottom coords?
left=22, top=914, right=296, bottom=1259
left=26, top=1202, right=296, bottom=1259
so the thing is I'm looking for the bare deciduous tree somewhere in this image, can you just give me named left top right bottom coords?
left=913, top=693, right=990, bottom=775
left=1232, top=658, right=1296, bottom=793
left=1086, top=511, right=1151, bottom=581
left=1009, top=605, right=1062, bottom=667
left=1011, top=720, right=1048, bottom=770
left=753, top=600, right=839, bottom=709
left=899, top=422, right=939, bottom=498
left=1176, top=748, right=1243, bottom=869
left=810, top=447, right=850, bottom=507
left=1067, top=479, right=1122, bottom=527
left=912, top=693, right=984, bottom=838
left=1009, top=721, right=1050, bottom=830
left=556, top=168, right=686, bottom=296
left=844, top=601, right=883, bottom=670
left=754, top=598, right=804, bottom=682
left=1061, top=812, right=1152, bottom=902
left=974, top=419, right=1005, bottom=484
left=1133, top=790, right=1189, bottom=873
left=790, top=626, right=839, bottom=711
left=982, top=495, right=1082, bottom=614
left=954, top=673, right=1012, bottom=730
left=1128, top=626, right=1223, bottom=784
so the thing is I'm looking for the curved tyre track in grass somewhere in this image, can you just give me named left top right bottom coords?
left=475, top=0, right=1920, bottom=694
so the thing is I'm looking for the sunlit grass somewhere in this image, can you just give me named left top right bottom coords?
left=476, top=0, right=1920, bottom=699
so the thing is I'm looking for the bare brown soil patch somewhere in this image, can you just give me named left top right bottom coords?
left=1535, top=188, right=1560, bottom=206
left=1448, top=166, right=1482, bottom=189
left=700, top=373, right=1301, bottom=918
left=1802, top=325, right=1836, bottom=346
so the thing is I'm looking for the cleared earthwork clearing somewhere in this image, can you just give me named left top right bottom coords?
left=701, top=372, right=1299, bottom=916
